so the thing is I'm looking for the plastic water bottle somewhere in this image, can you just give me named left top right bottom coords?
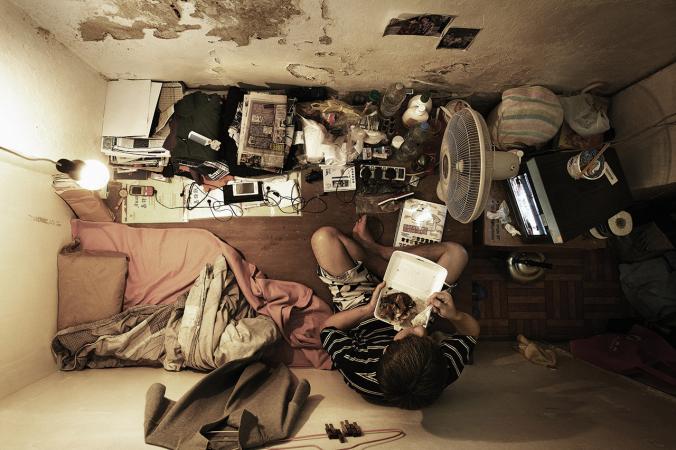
left=395, top=122, right=431, bottom=162
left=379, top=83, right=407, bottom=118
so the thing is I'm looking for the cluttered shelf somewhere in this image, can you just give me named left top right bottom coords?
left=44, top=78, right=645, bottom=345
left=55, top=80, right=634, bottom=259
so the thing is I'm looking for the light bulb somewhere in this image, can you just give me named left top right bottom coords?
left=76, top=159, right=110, bottom=190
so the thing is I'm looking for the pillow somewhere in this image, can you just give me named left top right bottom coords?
left=57, top=240, right=128, bottom=330
left=57, top=189, right=114, bottom=222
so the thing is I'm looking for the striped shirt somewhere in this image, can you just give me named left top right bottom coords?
left=320, top=317, right=476, bottom=402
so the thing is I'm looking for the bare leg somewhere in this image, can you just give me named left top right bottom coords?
left=352, top=216, right=468, bottom=283
left=311, top=224, right=388, bottom=278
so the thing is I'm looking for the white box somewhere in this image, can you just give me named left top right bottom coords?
left=394, top=199, right=447, bottom=247
left=374, top=251, right=447, bottom=330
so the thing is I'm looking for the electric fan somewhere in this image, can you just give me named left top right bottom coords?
left=436, top=108, right=521, bottom=223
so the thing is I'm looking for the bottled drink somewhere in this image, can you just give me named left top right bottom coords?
left=395, top=122, right=431, bottom=162
left=407, top=92, right=432, bottom=112
left=379, top=83, right=406, bottom=118
left=402, top=104, right=429, bottom=128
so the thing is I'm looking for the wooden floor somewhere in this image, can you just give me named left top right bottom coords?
left=470, top=247, right=634, bottom=341
left=129, top=171, right=633, bottom=341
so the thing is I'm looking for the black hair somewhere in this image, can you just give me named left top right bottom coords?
left=376, top=335, right=447, bottom=409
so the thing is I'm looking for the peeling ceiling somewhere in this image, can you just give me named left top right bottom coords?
left=10, top=0, right=676, bottom=93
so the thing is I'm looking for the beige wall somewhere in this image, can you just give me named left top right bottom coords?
left=0, top=0, right=107, bottom=399
left=611, top=62, right=676, bottom=198
left=11, top=0, right=676, bottom=94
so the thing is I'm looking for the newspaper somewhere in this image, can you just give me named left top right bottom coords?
left=237, top=92, right=287, bottom=171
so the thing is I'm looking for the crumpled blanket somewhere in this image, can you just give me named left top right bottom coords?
left=72, top=220, right=333, bottom=369
left=144, top=362, right=310, bottom=450
left=52, top=255, right=280, bottom=371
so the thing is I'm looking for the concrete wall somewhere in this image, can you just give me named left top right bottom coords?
left=0, top=0, right=107, bottom=399
left=11, top=0, right=676, bottom=94
left=610, top=62, right=676, bottom=198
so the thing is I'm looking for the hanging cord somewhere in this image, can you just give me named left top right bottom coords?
left=0, top=144, right=58, bottom=164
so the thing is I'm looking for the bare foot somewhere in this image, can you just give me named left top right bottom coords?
left=352, top=215, right=375, bottom=244
left=352, top=215, right=387, bottom=259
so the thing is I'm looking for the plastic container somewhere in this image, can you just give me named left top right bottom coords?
left=374, top=251, right=448, bottom=330
left=391, top=135, right=404, bottom=150
left=379, top=83, right=407, bottom=118
left=395, top=122, right=431, bottom=162
left=408, top=93, right=432, bottom=113
left=402, top=104, right=430, bottom=128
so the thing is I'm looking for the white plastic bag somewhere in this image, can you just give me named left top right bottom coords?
left=559, top=93, right=610, bottom=137
left=300, top=116, right=329, bottom=163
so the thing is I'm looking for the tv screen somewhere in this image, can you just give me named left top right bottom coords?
left=507, top=173, right=547, bottom=237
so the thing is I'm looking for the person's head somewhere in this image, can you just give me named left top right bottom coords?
left=376, top=328, right=447, bottom=409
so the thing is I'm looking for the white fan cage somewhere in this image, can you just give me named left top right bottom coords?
left=443, top=108, right=494, bottom=223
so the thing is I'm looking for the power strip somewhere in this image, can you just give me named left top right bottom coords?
left=359, top=164, right=406, bottom=183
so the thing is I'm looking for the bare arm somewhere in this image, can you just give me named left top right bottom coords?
left=427, top=291, right=480, bottom=337
left=321, top=282, right=384, bottom=331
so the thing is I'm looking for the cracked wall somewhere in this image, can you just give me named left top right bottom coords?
left=79, top=0, right=302, bottom=46
left=11, top=0, right=676, bottom=93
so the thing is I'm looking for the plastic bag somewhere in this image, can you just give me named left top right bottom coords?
left=488, top=86, right=564, bottom=149
left=559, top=93, right=610, bottom=137
left=300, top=116, right=330, bottom=163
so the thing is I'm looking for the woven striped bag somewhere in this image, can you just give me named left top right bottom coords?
left=488, top=86, right=564, bottom=150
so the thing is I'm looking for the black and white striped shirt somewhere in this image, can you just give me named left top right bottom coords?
left=320, top=317, right=476, bottom=401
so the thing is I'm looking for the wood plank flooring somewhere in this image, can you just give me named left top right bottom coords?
left=470, top=247, right=634, bottom=341
left=126, top=171, right=632, bottom=341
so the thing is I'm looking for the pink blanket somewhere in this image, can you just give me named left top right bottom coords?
left=71, top=220, right=332, bottom=369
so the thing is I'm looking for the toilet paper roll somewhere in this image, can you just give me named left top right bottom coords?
left=589, top=227, right=608, bottom=240
left=608, top=210, right=633, bottom=236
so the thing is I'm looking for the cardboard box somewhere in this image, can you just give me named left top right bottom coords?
left=374, top=251, right=447, bottom=330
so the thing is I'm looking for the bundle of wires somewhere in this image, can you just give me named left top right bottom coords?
left=262, top=181, right=328, bottom=214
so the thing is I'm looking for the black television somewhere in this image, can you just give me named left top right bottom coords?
left=505, top=172, right=549, bottom=240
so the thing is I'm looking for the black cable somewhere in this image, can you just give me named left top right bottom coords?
left=153, top=193, right=185, bottom=210
left=263, top=182, right=328, bottom=214
left=335, top=165, right=359, bottom=204
left=207, top=199, right=242, bottom=222
left=184, top=182, right=211, bottom=210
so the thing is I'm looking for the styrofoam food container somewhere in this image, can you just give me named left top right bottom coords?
left=374, top=251, right=448, bottom=330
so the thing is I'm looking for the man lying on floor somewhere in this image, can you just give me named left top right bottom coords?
left=312, top=216, right=480, bottom=409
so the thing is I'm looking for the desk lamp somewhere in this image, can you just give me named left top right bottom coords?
left=1, top=145, right=110, bottom=190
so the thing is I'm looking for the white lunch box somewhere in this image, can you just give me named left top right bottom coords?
left=374, top=251, right=447, bottom=330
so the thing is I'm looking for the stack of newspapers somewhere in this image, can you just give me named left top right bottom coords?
left=237, top=92, right=289, bottom=172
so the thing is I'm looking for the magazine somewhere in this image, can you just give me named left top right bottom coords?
left=237, top=92, right=287, bottom=171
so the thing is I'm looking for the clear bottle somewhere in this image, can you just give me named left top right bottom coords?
left=395, top=122, right=431, bottom=162
left=379, top=83, right=407, bottom=118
